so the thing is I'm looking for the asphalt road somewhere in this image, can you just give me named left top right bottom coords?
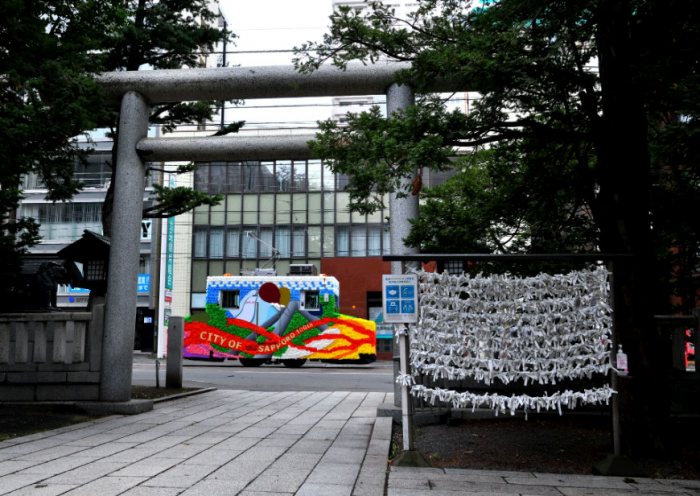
left=132, top=356, right=396, bottom=392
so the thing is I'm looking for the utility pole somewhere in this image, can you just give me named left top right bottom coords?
left=149, top=125, right=163, bottom=355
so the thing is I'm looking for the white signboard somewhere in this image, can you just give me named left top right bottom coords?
left=382, top=274, right=419, bottom=323
left=141, top=219, right=152, bottom=240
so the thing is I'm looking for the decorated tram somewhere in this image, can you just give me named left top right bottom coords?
left=183, top=272, right=376, bottom=367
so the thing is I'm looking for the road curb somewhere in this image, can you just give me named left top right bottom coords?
left=353, top=415, right=393, bottom=496
left=152, top=387, right=218, bottom=404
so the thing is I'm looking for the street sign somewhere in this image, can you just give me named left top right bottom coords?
left=382, top=274, right=419, bottom=323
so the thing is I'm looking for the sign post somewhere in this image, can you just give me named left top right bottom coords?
left=382, top=273, right=418, bottom=452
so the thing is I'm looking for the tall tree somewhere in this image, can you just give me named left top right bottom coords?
left=100, top=0, right=241, bottom=237
left=295, top=0, right=700, bottom=454
left=0, top=0, right=124, bottom=305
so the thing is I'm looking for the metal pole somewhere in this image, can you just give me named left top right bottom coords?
left=101, top=91, right=150, bottom=402
left=220, top=19, right=227, bottom=130
left=608, top=260, right=621, bottom=456
left=399, top=322, right=414, bottom=451
left=149, top=126, right=163, bottom=356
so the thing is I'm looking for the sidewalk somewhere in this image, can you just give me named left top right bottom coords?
left=2, top=389, right=700, bottom=496
left=387, top=467, right=700, bottom=496
left=0, top=390, right=391, bottom=496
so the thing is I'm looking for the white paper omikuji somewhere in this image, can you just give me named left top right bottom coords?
left=404, top=266, right=616, bottom=416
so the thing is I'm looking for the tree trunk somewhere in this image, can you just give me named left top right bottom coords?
left=594, top=0, right=670, bottom=456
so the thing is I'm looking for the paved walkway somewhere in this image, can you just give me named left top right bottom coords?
left=387, top=467, right=700, bottom=496
left=0, top=390, right=391, bottom=496
left=2, top=390, right=700, bottom=496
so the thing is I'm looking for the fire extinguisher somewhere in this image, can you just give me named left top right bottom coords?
left=616, top=345, right=628, bottom=376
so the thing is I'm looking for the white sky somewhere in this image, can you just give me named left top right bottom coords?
left=213, top=0, right=338, bottom=131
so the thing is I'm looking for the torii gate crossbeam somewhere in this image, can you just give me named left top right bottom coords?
left=95, top=63, right=465, bottom=402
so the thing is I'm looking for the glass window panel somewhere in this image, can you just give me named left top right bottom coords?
left=351, top=226, right=367, bottom=257
left=323, top=227, right=335, bottom=257
left=308, top=226, right=321, bottom=258
left=194, top=228, right=207, bottom=258
left=308, top=160, right=322, bottom=191
left=259, top=227, right=273, bottom=258
left=276, top=226, right=291, bottom=258
left=242, top=162, right=260, bottom=192
left=211, top=201, right=225, bottom=225
left=225, top=260, right=240, bottom=275
left=210, top=228, right=224, bottom=258
left=368, top=226, right=381, bottom=256
left=292, top=227, right=306, bottom=257
left=275, top=260, right=290, bottom=276
left=191, top=293, right=207, bottom=309
left=323, top=192, right=334, bottom=223
left=261, top=162, right=275, bottom=192
left=308, top=193, right=321, bottom=224
left=293, top=161, right=307, bottom=191
left=209, top=260, right=224, bottom=277
left=192, top=261, right=208, bottom=292
left=226, top=194, right=241, bottom=224
left=194, top=164, right=208, bottom=192
left=292, top=194, right=306, bottom=224
left=259, top=194, right=274, bottom=224
left=226, top=162, right=239, bottom=192
left=276, top=193, right=291, bottom=225
left=337, top=226, right=349, bottom=256
left=221, top=290, right=240, bottom=308
left=383, top=227, right=391, bottom=255
left=336, top=193, right=350, bottom=222
left=210, top=165, right=226, bottom=194
left=351, top=209, right=365, bottom=223
left=193, top=204, right=208, bottom=225
left=367, top=204, right=383, bottom=223
left=139, top=255, right=151, bottom=274
left=303, top=290, right=320, bottom=310
left=243, top=194, right=257, bottom=224
left=241, top=228, right=257, bottom=259
left=323, top=163, right=335, bottom=190
left=276, top=160, right=292, bottom=192
left=226, top=229, right=239, bottom=257
left=240, top=260, right=258, bottom=273
left=337, top=174, right=350, bottom=191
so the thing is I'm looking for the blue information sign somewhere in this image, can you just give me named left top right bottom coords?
left=382, top=274, right=419, bottom=323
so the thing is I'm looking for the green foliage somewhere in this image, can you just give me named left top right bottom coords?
left=295, top=0, right=700, bottom=454
left=295, top=0, right=700, bottom=312
left=143, top=185, right=223, bottom=219
left=100, top=0, right=237, bottom=235
left=204, top=304, right=229, bottom=332
left=321, top=296, right=338, bottom=318
left=0, top=0, right=125, bottom=301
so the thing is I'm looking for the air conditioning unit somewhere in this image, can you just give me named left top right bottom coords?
left=288, top=264, right=317, bottom=276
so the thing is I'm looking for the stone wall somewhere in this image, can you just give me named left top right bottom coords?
left=0, top=305, right=104, bottom=401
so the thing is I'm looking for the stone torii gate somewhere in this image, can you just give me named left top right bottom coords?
left=95, top=63, right=456, bottom=402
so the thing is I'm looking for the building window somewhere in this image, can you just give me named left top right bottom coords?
left=194, top=227, right=207, bottom=258
left=292, top=227, right=305, bottom=257
left=226, top=229, right=240, bottom=257
left=276, top=226, right=291, bottom=257
left=221, top=290, right=240, bottom=309
left=337, top=226, right=349, bottom=256
left=210, top=228, right=224, bottom=258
